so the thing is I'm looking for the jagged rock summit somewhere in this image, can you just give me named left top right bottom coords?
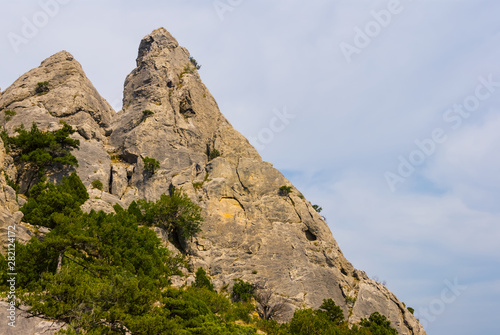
left=0, top=28, right=426, bottom=334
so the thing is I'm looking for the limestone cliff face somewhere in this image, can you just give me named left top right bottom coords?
left=0, top=138, right=23, bottom=250
left=0, top=28, right=425, bottom=334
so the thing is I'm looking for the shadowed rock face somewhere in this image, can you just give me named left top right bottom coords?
left=0, top=28, right=426, bottom=335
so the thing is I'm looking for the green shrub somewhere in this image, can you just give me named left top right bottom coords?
left=0, top=130, right=8, bottom=149
left=142, top=109, right=154, bottom=117
left=3, top=109, right=16, bottom=122
left=193, top=267, right=214, bottom=291
left=91, top=179, right=103, bottom=190
left=7, top=193, right=185, bottom=333
left=189, top=56, right=201, bottom=70
left=36, top=81, right=50, bottom=94
left=232, top=279, right=255, bottom=302
left=312, top=204, right=322, bottom=213
left=21, top=172, right=88, bottom=228
left=4, top=122, right=79, bottom=189
left=209, top=148, right=221, bottom=161
left=256, top=319, right=290, bottom=335
left=318, top=298, right=345, bottom=325
left=359, top=312, right=398, bottom=334
left=278, top=185, right=292, bottom=196
left=289, top=308, right=333, bottom=334
left=129, top=188, right=203, bottom=240
left=142, top=156, right=160, bottom=174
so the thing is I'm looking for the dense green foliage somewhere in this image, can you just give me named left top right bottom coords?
left=142, top=156, right=160, bottom=174
left=192, top=267, right=215, bottom=291
left=0, top=175, right=223, bottom=334
left=232, top=279, right=255, bottom=303
left=10, top=122, right=79, bottom=169
left=91, top=179, right=104, bottom=190
left=2, top=122, right=79, bottom=190
left=129, top=188, right=203, bottom=241
left=21, top=172, right=88, bottom=228
left=359, top=312, right=398, bottom=335
left=318, top=298, right=345, bottom=325
left=285, top=305, right=397, bottom=335
left=0, top=171, right=399, bottom=334
left=0, top=130, right=8, bottom=148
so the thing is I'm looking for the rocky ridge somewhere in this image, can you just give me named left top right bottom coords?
left=0, top=28, right=426, bottom=334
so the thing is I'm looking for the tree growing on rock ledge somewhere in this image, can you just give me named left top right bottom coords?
left=128, top=187, right=203, bottom=242
left=142, top=156, right=160, bottom=174
left=279, top=185, right=292, bottom=196
left=2, top=122, right=79, bottom=191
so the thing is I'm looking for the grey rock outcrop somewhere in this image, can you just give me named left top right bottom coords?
left=0, top=138, right=24, bottom=255
left=0, top=302, right=64, bottom=335
left=0, top=28, right=426, bottom=334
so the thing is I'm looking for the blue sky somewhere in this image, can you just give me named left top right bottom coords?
left=2, top=1, right=500, bottom=334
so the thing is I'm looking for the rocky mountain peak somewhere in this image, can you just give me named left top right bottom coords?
left=110, top=28, right=261, bottom=201
left=0, top=28, right=426, bottom=334
left=40, top=50, right=75, bottom=66
left=137, top=27, right=180, bottom=64
left=0, top=49, right=115, bottom=133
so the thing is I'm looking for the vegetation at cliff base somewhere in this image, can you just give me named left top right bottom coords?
left=128, top=187, right=203, bottom=241
left=20, top=172, right=88, bottom=228
left=0, top=171, right=398, bottom=334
